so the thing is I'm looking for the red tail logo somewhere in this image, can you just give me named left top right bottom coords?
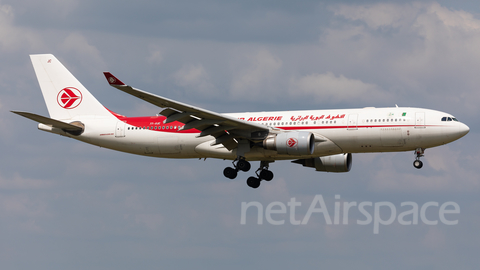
left=57, top=87, right=82, bottom=109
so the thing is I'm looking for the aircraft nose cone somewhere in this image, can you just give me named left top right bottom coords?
left=458, top=122, right=470, bottom=138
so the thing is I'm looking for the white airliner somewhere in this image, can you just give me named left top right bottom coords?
left=13, top=54, right=469, bottom=188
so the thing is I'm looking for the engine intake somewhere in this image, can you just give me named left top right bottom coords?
left=263, top=131, right=315, bottom=155
left=292, top=153, right=352, bottom=172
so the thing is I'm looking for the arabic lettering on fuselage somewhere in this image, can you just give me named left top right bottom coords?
left=238, top=114, right=346, bottom=122
left=296, top=114, right=346, bottom=121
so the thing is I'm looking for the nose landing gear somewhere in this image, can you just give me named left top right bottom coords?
left=413, top=148, right=425, bottom=169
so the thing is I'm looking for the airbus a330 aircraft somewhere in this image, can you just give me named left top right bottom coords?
left=13, top=54, right=469, bottom=188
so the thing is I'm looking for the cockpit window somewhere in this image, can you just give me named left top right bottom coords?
left=442, top=116, right=458, bottom=122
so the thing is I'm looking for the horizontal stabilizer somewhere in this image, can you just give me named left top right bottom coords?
left=11, top=111, right=84, bottom=133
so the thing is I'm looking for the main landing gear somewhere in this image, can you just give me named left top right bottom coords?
left=223, top=158, right=250, bottom=179
left=413, top=148, right=425, bottom=169
left=223, top=158, right=274, bottom=189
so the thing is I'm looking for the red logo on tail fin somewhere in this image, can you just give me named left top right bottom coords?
left=57, top=87, right=82, bottom=109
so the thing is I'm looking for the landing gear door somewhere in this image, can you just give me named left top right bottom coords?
left=415, top=112, right=425, bottom=129
left=347, top=114, right=358, bottom=130
left=115, top=121, right=126, bottom=137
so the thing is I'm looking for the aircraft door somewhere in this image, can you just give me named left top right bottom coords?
left=415, top=112, right=425, bottom=128
left=115, top=121, right=126, bottom=137
left=347, top=114, right=358, bottom=130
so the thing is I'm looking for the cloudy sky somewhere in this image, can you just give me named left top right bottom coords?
left=1, top=0, right=480, bottom=269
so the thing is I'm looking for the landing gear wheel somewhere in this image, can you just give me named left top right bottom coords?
left=413, top=160, right=423, bottom=169
left=223, top=167, right=238, bottom=179
left=246, top=177, right=261, bottom=189
left=413, top=148, right=425, bottom=169
left=259, top=170, right=274, bottom=181
left=237, top=159, right=251, bottom=172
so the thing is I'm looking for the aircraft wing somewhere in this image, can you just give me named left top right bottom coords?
left=103, top=72, right=270, bottom=150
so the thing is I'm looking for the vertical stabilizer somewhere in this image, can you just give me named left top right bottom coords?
left=30, top=54, right=114, bottom=120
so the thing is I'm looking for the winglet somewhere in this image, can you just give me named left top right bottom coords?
left=103, top=72, right=126, bottom=86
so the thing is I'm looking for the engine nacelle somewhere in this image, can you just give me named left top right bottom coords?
left=263, top=131, right=315, bottom=155
left=292, top=153, right=352, bottom=172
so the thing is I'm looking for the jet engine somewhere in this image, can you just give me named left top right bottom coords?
left=292, top=153, right=352, bottom=172
left=263, top=131, right=315, bottom=155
